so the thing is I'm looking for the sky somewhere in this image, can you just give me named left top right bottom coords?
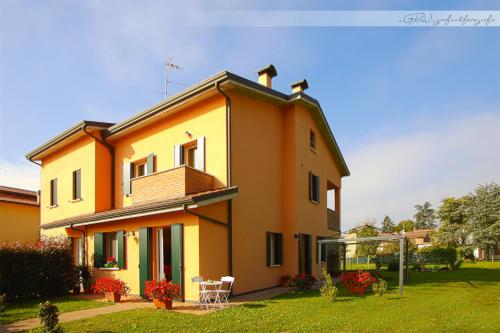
left=0, top=0, right=499, bottom=230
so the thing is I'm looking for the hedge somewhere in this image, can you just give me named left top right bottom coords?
left=414, top=246, right=458, bottom=268
left=0, top=237, right=77, bottom=300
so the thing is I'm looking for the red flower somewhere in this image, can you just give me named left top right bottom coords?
left=144, top=280, right=180, bottom=303
left=340, top=270, right=376, bottom=289
left=92, top=277, right=130, bottom=295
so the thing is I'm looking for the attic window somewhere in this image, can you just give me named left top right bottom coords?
left=310, top=130, right=316, bottom=151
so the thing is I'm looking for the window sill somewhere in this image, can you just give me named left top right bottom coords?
left=268, top=264, right=282, bottom=268
left=70, top=198, right=83, bottom=203
left=310, top=147, right=317, bottom=154
left=309, top=200, right=319, bottom=205
left=48, top=204, right=58, bottom=209
left=98, top=267, right=121, bottom=271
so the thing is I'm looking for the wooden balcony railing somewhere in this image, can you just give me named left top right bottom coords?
left=131, top=166, right=213, bottom=204
left=327, top=208, right=340, bottom=232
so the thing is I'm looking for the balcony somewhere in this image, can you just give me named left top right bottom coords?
left=131, top=166, right=214, bottom=205
left=327, top=208, right=340, bottom=232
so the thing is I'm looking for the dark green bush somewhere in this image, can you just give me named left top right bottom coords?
left=39, top=301, right=60, bottom=333
left=0, top=293, right=6, bottom=312
left=0, top=237, right=77, bottom=300
left=387, top=260, right=400, bottom=271
left=418, top=246, right=458, bottom=268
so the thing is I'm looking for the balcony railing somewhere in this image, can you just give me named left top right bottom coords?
left=327, top=208, right=340, bottom=232
left=131, top=166, right=214, bottom=204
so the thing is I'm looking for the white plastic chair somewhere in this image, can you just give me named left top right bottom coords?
left=215, top=276, right=234, bottom=308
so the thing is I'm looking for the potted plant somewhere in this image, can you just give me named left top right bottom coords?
left=104, top=256, right=118, bottom=268
left=144, top=280, right=180, bottom=310
left=292, top=273, right=316, bottom=291
left=280, top=275, right=292, bottom=287
left=340, top=270, right=376, bottom=295
left=92, top=277, right=130, bottom=303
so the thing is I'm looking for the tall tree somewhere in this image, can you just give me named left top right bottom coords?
left=414, top=202, right=437, bottom=229
left=434, top=197, right=470, bottom=247
left=381, top=215, right=395, bottom=233
left=395, top=219, right=415, bottom=232
left=355, top=223, right=379, bottom=265
left=467, top=183, right=500, bottom=257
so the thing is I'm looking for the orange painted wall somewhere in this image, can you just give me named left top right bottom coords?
left=112, top=95, right=227, bottom=209
left=0, top=201, right=40, bottom=242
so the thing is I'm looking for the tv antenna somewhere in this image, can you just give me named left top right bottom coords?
left=164, top=58, right=183, bottom=100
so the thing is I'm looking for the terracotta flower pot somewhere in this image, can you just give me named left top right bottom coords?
left=153, top=298, right=173, bottom=310
left=349, top=286, right=366, bottom=295
left=104, top=292, right=122, bottom=303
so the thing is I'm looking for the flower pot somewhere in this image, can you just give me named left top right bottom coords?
left=349, top=286, right=366, bottom=295
left=153, top=298, right=173, bottom=310
left=104, top=292, right=121, bottom=303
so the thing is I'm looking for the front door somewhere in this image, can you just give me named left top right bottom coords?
left=298, top=234, right=312, bottom=274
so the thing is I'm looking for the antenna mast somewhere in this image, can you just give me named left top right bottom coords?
left=164, top=58, right=183, bottom=100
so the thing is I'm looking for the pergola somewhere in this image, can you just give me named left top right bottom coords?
left=318, top=234, right=409, bottom=295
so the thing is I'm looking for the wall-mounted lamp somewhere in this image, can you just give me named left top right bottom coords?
left=185, top=131, right=192, bottom=138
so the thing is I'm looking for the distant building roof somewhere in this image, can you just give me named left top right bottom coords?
left=403, top=229, right=435, bottom=239
left=0, top=186, right=39, bottom=206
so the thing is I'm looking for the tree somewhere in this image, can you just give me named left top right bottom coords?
left=467, top=183, right=500, bottom=258
left=414, top=202, right=437, bottom=229
left=434, top=197, right=470, bottom=248
left=381, top=215, right=395, bottom=233
left=355, top=224, right=379, bottom=265
left=395, top=219, right=415, bottom=232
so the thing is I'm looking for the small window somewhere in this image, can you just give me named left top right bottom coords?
left=50, top=178, right=58, bottom=206
left=310, top=130, right=316, bottom=151
left=266, top=232, right=283, bottom=266
left=136, top=163, right=146, bottom=177
left=72, top=169, right=81, bottom=200
left=181, top=141, right=198, bottom=168
left=309, top=172, right=320, bottom=203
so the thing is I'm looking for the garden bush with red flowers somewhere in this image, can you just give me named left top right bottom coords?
left=144, top=280, right=180, bottom=304
left=292, top=273, right=316, bottom=291
left=92, top=277, right=130, bottom=295
left=340, top=270, right=376, bottom=294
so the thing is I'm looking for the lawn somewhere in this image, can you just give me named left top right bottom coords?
left=0, top=295, right=110, bottom=325
left=38, top=262, right=500, bottom=332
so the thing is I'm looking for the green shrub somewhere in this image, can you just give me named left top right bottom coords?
left=418, top=246, right=458, bottom=268
left=0, top=293, right=6, bottom=312
left=0, top=237, right=77, bottom=300
left=320, top=268, right=338, bottom=302
left=452, top=260, right=463, bottom=271
left=412, top=263, right=423, bottom=271
left=292, top=274, right=316, bottom=291
left=39, top=301, right=61, bottom=333
left=371, top=279, right=387, bottom=296
left=387, top=260, right=400, bottom=271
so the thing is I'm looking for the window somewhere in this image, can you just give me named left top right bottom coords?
left=309, top=172, right=320, bottom=203
left=50, top=178, right=58, bottom=206
left=185, top=146, right=198, bottom=168
left=266, top=232, right=283, bottom=266
left=72, top=169, right=81, bottom=200
left=310, top=130, right=316, bottom=151
left=73, top=237, right=83, bottom=265
left=105, top=232, right=118, bottom=260
left=135, top=163, right=146, bottom=177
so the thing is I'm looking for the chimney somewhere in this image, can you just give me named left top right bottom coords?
left=257, top=64, right=277, bottom=88
left=290, top=79, right=309, bottom=93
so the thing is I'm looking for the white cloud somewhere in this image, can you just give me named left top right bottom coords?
left=341, top=112, right=500, bottom=230
left=0, top=159, right=40, bottom=191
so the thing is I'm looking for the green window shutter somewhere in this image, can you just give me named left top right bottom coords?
left=276, top=233, right=283, bottom=265
left=171, top=224, right=184, bottom=299
left=93, top=233, right=104, bottom=268
left=315, top=176, right=320, bottom=203
left=305, top=234, right=312, bottom=274
left=123, top=162, right=133, bottom=195
left=139, top=227, right=152, bottom=297
left=146, top=153, right=154, bottom=175
left=266, top=232, right=272, bottom=266
left=74, top=169, right=81, bottom=200
left=308, top=172, right=313, bottom=201
left=298, top=233, right=303, bottom=273
left=117, top=230, right=125, bottom=269
left=316, top=236, right=321, bottom=263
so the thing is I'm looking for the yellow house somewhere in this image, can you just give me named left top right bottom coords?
left=26, top=65, right=349, bottom=301
left=0, top=186, right=40, bottom=243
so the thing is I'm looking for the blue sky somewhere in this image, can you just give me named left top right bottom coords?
left=1, top=0, right=499, bottom=229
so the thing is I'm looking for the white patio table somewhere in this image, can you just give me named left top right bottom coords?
left=199, top=281, right=222, bottom=309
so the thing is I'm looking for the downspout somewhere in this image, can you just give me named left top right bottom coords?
left=216, top=81, right=233, bottom=277
left=82, top=124, right=115, bottom=209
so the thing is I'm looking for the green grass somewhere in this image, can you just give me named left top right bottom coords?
left=37, top=262, right=500, bottom=332
left=0, top=295, right=110, bottom=325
